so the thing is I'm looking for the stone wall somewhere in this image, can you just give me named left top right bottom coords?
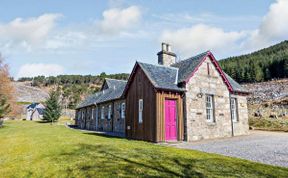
left=185, top=56, right=248, bottom=141
left=98, top=102, right=113, bottom=132
left=232, top=94, right=249, bottom=136
left=75, top=99, right=126, bottom=133
left=113, top=99, right=125, bottom=133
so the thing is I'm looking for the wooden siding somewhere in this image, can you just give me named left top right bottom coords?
left=126, top=66, right=156, bottom=142
left=126, top=66, right=184, bottom=142
left=156, top=91, right=184, bottom=142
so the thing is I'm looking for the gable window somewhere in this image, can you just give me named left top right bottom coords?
left=121, top=103, right=125, bottom=119
left=108, top=105, right=112, bottom=120
left=101, top=106, right=105, bottom=119
left=231, top=98, right=238, bottom=122
left=207, top=63, right=210, bottom=75
left=138, top=99, right=143, bottom=124
left=206, top=95, right=215, bottom=122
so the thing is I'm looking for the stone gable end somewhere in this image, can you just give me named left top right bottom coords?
left=185, top=56, right=248, bottom=141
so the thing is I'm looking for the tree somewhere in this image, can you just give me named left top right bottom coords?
left=0, top=54, right=19, bottom=117
left=43, top=91, right=62, bottom=124
left=0, top=94, right=11, bottom=118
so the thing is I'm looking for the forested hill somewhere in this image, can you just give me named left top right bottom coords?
left=17, top=72, right=129, bottom=109
left=219, top=40, right=288, bottom=83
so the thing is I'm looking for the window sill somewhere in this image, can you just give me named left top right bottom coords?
left=207, top=122, right=216, bottom=126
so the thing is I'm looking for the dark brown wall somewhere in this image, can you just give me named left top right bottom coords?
left=126, top=67, right=157, bottom=142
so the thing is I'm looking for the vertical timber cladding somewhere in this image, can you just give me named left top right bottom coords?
left=126, top=66, right=156, bottom=142
left=156, top=91, right=184, bottom=142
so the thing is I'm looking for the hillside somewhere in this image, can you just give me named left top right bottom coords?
left=14, top=82, right=49, bottom=103
left=16, top=73, right=129, bottom=109
left=219, top=41, right=288, bottom=83
left=243, top=79, right=288, bottom=131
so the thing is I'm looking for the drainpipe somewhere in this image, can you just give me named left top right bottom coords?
left=229, top=93, right=234, bottom=137
left=183, top=93, right=187, bottom=141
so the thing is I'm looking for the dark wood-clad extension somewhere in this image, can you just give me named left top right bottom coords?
left=125, top=65, right=184, bottom=142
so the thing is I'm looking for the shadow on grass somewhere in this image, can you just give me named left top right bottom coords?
left=83, top=132, right=126, bottom=139
left=48, top=142, right=288, bottom=178
left=50, top=143, right=206, bottom=177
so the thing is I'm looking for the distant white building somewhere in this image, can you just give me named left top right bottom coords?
left=26, top=103, right=45, bottom=120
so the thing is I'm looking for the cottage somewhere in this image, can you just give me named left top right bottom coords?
left=75, top=79, right=126, bottom=133
left=26, top=103, right=45, bottom=120
left=76, top=43, right=249, bottom=142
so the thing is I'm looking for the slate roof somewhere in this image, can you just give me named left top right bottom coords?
left=137, top=62, right=185, bottom=92
left=27, top=103, right=45, bottom=109
left=224, top=73, right=249, bottom=93
left=76, top=79, right=127, bottom=109
left=171, top=51, right=209, bottom=83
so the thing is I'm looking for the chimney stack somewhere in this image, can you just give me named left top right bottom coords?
left=157, top=43, right=176, bottom=66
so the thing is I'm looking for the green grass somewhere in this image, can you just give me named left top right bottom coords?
left=0, top=121, right=287, bottom=178
left=249, top=118, right=288, bottom=132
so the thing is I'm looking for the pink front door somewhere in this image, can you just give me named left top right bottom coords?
left=165, top=99, right=177, bottom=141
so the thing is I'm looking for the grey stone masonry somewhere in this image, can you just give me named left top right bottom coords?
left=185, top=56, right=249, bottom=141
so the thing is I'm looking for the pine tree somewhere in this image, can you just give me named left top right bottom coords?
left=43, top=91, right=62, bottom=124
left=0, top=94, right=11, bottom=118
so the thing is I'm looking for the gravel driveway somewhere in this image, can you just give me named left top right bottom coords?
left=170, top=131, right=288, bottom=167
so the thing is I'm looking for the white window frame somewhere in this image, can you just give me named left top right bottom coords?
left=231, top=98, right=238, bottom=122
left=101, top=106, right=105, bottom=119
left=108, top=105, right=112, bottom=120
left=138, top=99, right=143, bottom=124
left=121, top=103, right=125, bottom=119
left=91, top=108, right=94, bottom=120
left=206, top=95, right=215, bottom=122
left=82, top=110, right=85, bottom=120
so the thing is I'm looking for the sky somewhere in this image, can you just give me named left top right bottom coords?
left=0, top=0, right=287, bottom=79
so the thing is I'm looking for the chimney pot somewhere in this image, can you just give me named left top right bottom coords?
left=157, top=42, right=176, bottom=66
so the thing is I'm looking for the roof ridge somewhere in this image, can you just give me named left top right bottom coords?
left=172, top=50, right=210, bottom=65
left=137, top=61, right=179, bottom=70
left=105, top=78, right=127, bottom=82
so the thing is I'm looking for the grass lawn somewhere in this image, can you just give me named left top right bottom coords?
left=0, top=121, right=287, bottom=178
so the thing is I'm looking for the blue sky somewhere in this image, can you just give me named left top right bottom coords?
left=0, top=0, right=287, bottom=79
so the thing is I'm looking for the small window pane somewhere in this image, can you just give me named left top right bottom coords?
left=231, top=98, right=238, bottom=122
left=139, top=99, right=143, bottom=123
left=108, top=105, right=112, bottom=119
left=101, top=107, right=105, bottom=119
left=206, top=95, right=214, bottom=122
left=121, top=103, right=125, bottom=119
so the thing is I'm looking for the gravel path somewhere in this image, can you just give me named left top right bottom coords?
left=170, top=131, right=288, bottom=167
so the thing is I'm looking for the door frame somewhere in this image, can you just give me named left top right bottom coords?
left=164, top=98, right=178, bottom=141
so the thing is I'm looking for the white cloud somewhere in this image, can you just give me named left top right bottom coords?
left=0, top=14, right=61, bottom=50
left=248, top=0, right=288, bottom=48
left=160, top=24, right=246, bottom=57
left=99, top=6, right=141, bottom=34
left=17, top=63, right=64, bottom=79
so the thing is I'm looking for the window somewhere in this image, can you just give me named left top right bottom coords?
left=231, top=98, right=238, bottom=122
left=108, top=105, right=112, bottom=120
left=206, top=95, right=215, bottom=122
left=82, top=110, right=85, bottom=120
left=91, top=108, right=94, bottom=120
left=101, top=106, right=105, bottom=119
left=138, top=99, right=143, bottom=124
left=121, top=103, right=125, bottom=119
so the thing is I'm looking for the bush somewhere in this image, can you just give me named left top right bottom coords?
left=0, top=119, right=3, bottom=127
